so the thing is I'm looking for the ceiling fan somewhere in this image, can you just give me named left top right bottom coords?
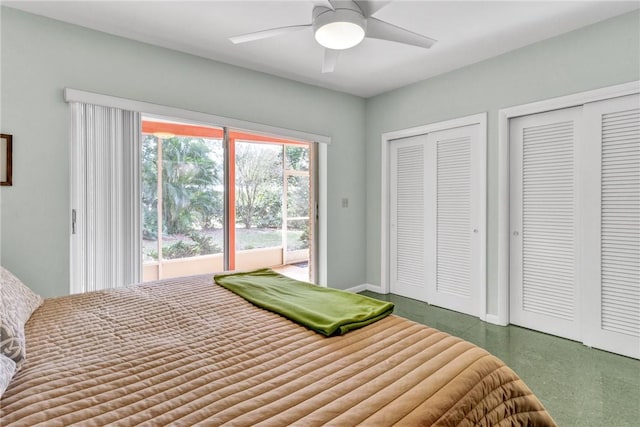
left=229, top=0, right=437, bottom=73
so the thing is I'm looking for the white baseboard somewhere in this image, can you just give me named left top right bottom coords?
left=364, top=283, right=385, bottom=293
left=485, top=314, right=507, bottom=326
left=344, top=284, right=367, bottom=293
left=344, top=283, right=386, bottom=294
left=346, top=288, right=508, bottom=326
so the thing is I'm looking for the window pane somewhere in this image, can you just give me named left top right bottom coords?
left=285, top=145, right=309, bottom=171
left=287, top=175, right=309, bottom=218
left=162, top=136, right=223, bottom=259
left=287, top=219, right=309, bottom=252
left=235, top=142, right=283, bottom=250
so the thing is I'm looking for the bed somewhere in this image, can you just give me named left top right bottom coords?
left=1, top=269, right=556, bottom=426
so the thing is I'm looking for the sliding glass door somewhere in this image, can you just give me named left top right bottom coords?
left=283, top=145, right=313, bottom=280
left=141, top=118, right=315, bottom=282
left=141, top=121, right=225, bottom=281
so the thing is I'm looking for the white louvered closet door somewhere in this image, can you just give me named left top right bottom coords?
left=390, top=135, right=428, bottom=301
left=425, top=125, right=483, bottom=316
left=582, top=94, right=640, bottom=359
left=510, top=107, right=582, bottom=340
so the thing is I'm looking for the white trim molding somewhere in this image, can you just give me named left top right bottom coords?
left=344, top=283, right=386, bottom=294
left=344, top=284, right=368, bottom=293
left=64, top=88, right=331, bottom=145
left=365, top=283, right=385, bottom=294
left=380, top=112, right=488, bottom=319
left=484, top=314, right=503, bottom=326
left=496, top=80, right=640, bottom=326
left=317, top=143, right=328, bottom=287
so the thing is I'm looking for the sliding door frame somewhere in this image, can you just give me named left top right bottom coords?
left=65, top=88, right=329, bottom=286
left=496, top=80, right=640, bottom=326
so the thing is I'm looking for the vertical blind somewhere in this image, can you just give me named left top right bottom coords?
left=71, top=103, right=141, bottom=293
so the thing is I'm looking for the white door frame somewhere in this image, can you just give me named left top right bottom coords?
left=380, top=112, right=487, bottom=319
left=496, top=81, right=640, bottom=326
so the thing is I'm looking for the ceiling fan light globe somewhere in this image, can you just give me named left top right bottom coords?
left=312, top=7, right=366, bottom=50
left=315, top=22, right=365, bottom=50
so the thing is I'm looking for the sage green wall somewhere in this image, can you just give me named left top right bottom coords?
left=0, top=7, right=366, bottom=297
left=365, top=10, right=640, bottom=315
left=2, top=7, right=638, bottom=304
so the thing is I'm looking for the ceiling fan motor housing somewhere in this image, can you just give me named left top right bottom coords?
left=313, top=6, right=367, bottom=50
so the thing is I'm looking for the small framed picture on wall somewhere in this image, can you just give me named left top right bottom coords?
left=1, top=134, right=12, bottom=186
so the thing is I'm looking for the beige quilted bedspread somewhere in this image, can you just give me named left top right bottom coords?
left=1, top=275, right=556, bottom=426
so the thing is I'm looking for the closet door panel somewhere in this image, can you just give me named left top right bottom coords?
left=390, top=135, right=428, bottom=301
left=583, top=94, right=640, bottom=359
left=426, top=124, right=483, bottom=316
left=510, top=107, right=582, bottom=340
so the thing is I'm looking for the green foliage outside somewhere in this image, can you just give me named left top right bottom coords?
left=149, top=232, right=221, bottom=260
left=142, top=135, right=311, bottom=262
left=235, top=142, right=282, bottom=229
left=285, top=145, right=309, bottom=171
left=142, top=134, right=222, bottom=238
left=142, top=135, right=220, bottom=237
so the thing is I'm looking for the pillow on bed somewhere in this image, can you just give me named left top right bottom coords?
left=0, top=354, right=16, bottom=398
left=0, top=267, right=43, bottom=368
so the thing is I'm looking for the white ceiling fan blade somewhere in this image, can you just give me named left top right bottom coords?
left=314, top=0, right=335, bottom=9
left=366, top=17, right=437, bottom=49
left=322, top=49, right=340, bottom=73
left=354, top=0, right=392, bottom=18
left=230, top=24, right=311, bottom=44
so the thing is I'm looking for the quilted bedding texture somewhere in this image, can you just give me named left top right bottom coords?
left=1, top=275, right=556, bottom=426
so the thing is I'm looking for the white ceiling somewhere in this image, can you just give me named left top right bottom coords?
left=5, top=1, right=639, bottom=97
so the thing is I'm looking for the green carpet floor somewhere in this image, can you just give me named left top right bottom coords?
left=361, top=291, right=640, bottom=427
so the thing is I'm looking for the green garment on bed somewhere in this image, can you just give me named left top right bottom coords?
left=214, top=268, right=394, bottom=336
